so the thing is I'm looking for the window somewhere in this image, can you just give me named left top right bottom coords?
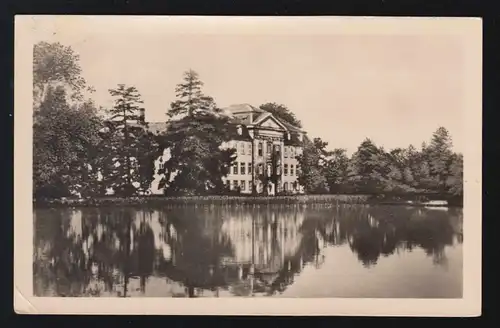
left=284, top=164, right=288, bottom=176
left=258, top=163, right=264, bottom=174
left=240, top=162, right=245, bottom=175
left=258, top=142, right=263, bottom=156
left=232, top=180, right=238, bottom=190
left=240, top=180, right=246, bottom=191
left=275, top=145, right=281, bottom=157
left=239, top=142, right=245, bottom=155
left=291, top=147, right=295, bottom=158
left=246, top=143, right=251, bottom=155
left=233, top=162, right=238, bottom=175
left=284, top=182, right=289, bottom=191
left=248, top=162, right=252, bottom=174
left=284, top=146, right=288, bottom=158
left=290, top=164, right=294, bottom=176
left=296, top=165, right=300, bottom=176
left=266, top=142, right=271, bottom=155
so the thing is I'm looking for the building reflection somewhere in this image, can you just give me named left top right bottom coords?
left=33, top=204, right=463, bottom=297
left=218, top=207, right=309, bottom=296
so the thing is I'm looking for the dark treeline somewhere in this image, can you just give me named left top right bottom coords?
left=296, top=128, right=463, bottom=201
left=33, top=42, right=463, bottom=204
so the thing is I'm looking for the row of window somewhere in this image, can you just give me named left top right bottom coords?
left=229, top=180, right=250, bottom=191
left=234, top=141, right=298, bottom=158
left=228, top=180, right=300, bottom=192
left=232, top=162, right=252, bottom=175
left=231, top=162, right=299, bottom=176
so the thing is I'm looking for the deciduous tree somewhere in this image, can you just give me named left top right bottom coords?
left=33, top=41, right=93, bottom=108
left=33, top=86, right=102, bottom=199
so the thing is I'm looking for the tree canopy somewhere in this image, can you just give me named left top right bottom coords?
left=33, top=86, right=103, bottom=198
left=168, top=69, right=219, bottom=118
left=33, top=41, right=93, bottom=108
left=159, top=70, right=236, bottom=195
left=259, top=103, right=302, bottom=128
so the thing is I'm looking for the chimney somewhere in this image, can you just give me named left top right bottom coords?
left=138, top=108, right=145, bottom=123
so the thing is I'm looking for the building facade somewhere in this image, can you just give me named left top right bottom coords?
left=143, top=104, right=305, bottom=195
left=220, top=104, right=305, bottom=195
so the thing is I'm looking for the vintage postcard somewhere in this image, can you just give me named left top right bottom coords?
left=14, top=15, right=482, bottom=316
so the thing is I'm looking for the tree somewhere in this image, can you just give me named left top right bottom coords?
left=297, top=137, right=329, bottom=193
left=324, top=148, right=350, bottom=193
left=101, top=84, right=156, bottom=196
left=347, top=138, right=388, bottom=193
left=160, top=70, right=236, bottom=195
left=168, top=69, right=218, bottom=118
left=33, top=86, right=103, bottom=199
left=159, top=116, right=236, bottom=195
left=446, top=153, right=463, bottom=196
left=33, top=41, right=93, bottom=108
left=426, top=127, right=454, bottom=192
left=259, top=103, right=302, bottom=128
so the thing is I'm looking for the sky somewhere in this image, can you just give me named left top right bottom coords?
left=29, top=16, right=465, bottom=155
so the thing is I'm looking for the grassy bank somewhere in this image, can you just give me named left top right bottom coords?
left=33, top=193, right=462, bottom=208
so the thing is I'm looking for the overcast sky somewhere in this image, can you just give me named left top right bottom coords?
left=29, top=16, right=465, bottom=155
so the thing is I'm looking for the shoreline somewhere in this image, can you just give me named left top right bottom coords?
left=33, top=194, right=463, bottom=209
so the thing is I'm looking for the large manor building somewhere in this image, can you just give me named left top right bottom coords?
left=219, top=104, right=305, bottom=195
left=141, top=104, right=306, bottom=196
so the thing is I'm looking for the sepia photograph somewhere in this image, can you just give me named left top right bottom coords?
left=14, top=16, right=482, bottom=315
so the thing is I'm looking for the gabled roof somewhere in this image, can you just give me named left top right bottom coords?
left=223, top=103, right=304, bottom=133
left=225, top=103, right=264, bottom=115
left=252, top=113, right=289, bottom=131
left=279, top=120, right=304, bottom=133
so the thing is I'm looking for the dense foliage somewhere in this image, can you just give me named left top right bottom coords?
left=33, top=86, right=102, bottom=198
left=98, top=85, right=158, bottom=196
left=297, top=128, right=463, bottom=200
left=157, top=68, right=236, bottom=195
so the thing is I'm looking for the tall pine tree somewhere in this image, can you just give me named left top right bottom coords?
left=168, top=69, right=218, bottom=118
left=101, top=84, right=157, bottom=196
left=159, top=70, right=236, bottom=195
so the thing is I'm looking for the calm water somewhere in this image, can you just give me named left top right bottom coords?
left=33, top=205, right=463, bottom=298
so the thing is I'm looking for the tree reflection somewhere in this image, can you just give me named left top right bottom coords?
left=33, top=204, right=463, bottom=297
left=157, top=207, right=235, bottom=296
left=308, top=205, right=460, bottom=268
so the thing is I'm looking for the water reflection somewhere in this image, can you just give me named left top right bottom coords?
left=34, top=205, right=463, bottom=298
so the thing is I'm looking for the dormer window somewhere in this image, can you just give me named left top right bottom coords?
left=236, top=125, right=243, bottom=136
left=287, top=132, right=291, bottom=140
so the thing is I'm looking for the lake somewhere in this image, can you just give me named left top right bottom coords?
left=33, top=204, right=463, bottom=298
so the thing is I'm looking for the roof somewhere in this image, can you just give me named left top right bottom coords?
left=225, top=103, right=264, bottom=115
left=279, top=120, right=304, bottom=133
left=222, top=104, right=304, bottom=133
